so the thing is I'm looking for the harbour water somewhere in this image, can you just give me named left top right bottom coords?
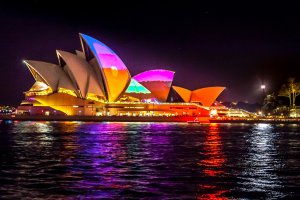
left=0, top=121, right=300, bottom=199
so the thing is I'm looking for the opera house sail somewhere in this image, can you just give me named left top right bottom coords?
left=133, top=70, right=175, bottom=102
left=18, top=33, right=225, bottom=117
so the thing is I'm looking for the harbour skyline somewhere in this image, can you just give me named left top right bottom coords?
left=17, top=33, right=223, bottom=118
left=1, top=2, right=300, bottom=198
left=1, top=1, right=300, bottom=105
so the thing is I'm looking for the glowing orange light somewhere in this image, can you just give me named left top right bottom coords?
left=210, top=109, right=218, bottom=116
left=197, top=124, right=228, bottom=199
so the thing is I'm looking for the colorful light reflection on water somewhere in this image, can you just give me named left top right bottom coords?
left=197, top=123, right=228, bottom=199
left=0, top=121, right=300, bottom=199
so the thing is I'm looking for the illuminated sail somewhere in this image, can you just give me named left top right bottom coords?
left=172, top=86, right=192, bottom=103
left=80, top=33, right=131, bottom=102
left=133, top=69, right=175, bottom=102
left=191, top=87, right=226, bottom=106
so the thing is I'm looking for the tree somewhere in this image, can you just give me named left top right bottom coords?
left=278, top=78, right=300, bottom=108
left=262, top=93, right=278, bottom=114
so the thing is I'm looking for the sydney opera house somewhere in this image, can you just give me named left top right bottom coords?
left=17, top=33, right=225, bottom=117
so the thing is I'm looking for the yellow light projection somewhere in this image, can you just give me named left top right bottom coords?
left=58, top=88, right=78, bottom=97
left=34, top=93, right=84, bottom=115
left=86, top=93, right=104, bottom=102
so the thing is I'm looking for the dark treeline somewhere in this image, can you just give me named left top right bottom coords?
left=262, top=78, right=300, bottom=116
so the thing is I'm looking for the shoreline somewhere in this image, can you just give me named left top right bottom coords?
left=0, top=115, right=210, bottom=123
left=0, top=115, right=300, bottom=124
left=209, top=118, right=300, bottom=124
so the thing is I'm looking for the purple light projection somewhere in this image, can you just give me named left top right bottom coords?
left=92, top=43, right=127, bottom=70
left=80, top=33, right=131, bottom=102
left=80, top=33, right=127, bottom=70
left=133, top=70, right=175, bottom=101
left=133, top=70, right=175, bottom=82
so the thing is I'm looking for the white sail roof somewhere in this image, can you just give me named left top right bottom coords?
left=24, top=60, right=77, bottom=94
left=56, top=50, right=104, bottom=98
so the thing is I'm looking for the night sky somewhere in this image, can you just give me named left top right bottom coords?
left=1, top=1, right=300, bottom=106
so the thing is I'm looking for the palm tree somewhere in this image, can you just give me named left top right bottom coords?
left=278, top=78, right=300, bottom=108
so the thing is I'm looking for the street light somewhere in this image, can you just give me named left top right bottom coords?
left=261, top=84, right=266, bottom=96
left=260, top=84, right=266, bottom=114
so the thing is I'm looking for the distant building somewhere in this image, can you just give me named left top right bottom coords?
left=18, top=33, right=225, bottom=117
left=290, top=107, right=300, bottom=118
left=0, top=106, right=16, bottom=115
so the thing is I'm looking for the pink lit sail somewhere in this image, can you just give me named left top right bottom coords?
left=133, top=70, right=175, bottom=83
left=80, top=34, right=131, bottom=102
left=93, top=43, right=127, bottom=70
left=133, top=70, right=175, bottom=102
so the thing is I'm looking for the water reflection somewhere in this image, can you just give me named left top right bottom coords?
left=239, top=123, right=285, bottom=198
left=12, top=121, right=54, bottom=133
left=63, top=123, right=131, bottom=198
left=56, top=122, right=175, bottom=198
left=1, top=121, right=299, bottom=198
left=198, top=123, right=228, bottom=199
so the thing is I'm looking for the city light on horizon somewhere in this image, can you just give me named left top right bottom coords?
left=1, top=2, right=300, bottom=200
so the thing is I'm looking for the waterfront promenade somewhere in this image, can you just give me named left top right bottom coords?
left=209, top=117, right=300, bottom=124
left=0, top=115, right=210, bottom=123
left=1, top=115, right=300, bottom=124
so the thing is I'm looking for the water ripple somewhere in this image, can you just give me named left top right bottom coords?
left=1, top=121, right=300, bottom=199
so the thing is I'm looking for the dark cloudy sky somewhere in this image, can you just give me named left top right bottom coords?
left=1, top=1, right=300, bottom=106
